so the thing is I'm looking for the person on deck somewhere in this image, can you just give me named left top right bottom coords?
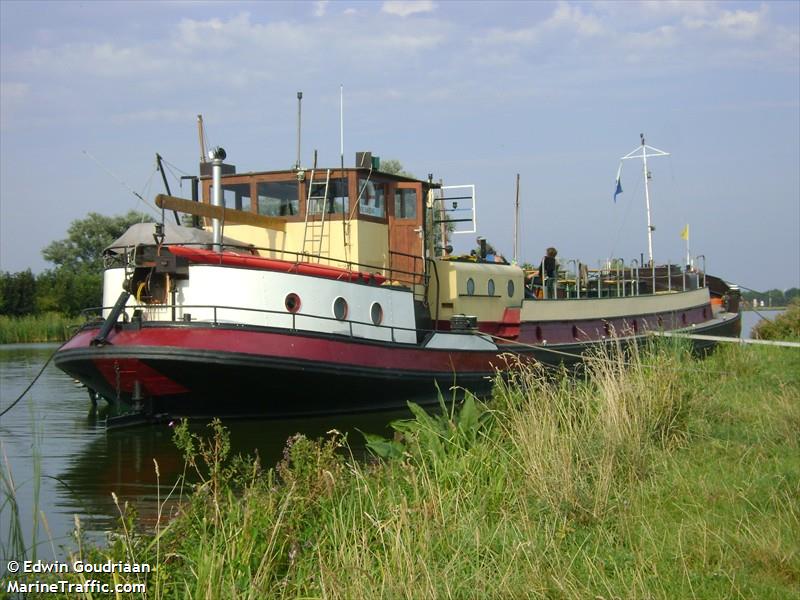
left=539, top=247, right=558, bottom=299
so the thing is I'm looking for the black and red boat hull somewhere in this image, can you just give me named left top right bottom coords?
left=54, top=312, right=741, bottom=418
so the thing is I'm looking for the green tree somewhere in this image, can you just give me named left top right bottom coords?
left=0, top=269, right=37, bottom=315
left=378, top=159, right=415, bottom=178
left=42, top=210, right=147, bottom=272
left=39, top=211, right=146, bottom=315
left=36, top=267, right=103, bottom=316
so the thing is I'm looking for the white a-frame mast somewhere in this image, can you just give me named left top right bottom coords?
left=620, top=134, right=669, bottom=265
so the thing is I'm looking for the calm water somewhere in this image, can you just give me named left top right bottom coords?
left=0, top=344, right=410, bottom=562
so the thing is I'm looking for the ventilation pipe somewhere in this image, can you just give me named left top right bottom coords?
left=209, top=146, right=226, bottom=251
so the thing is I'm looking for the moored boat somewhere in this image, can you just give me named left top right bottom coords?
left=54, top=135, right=741, bottom=421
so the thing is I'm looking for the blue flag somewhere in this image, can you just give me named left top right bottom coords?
left=613, top=163, right=623, bottom=202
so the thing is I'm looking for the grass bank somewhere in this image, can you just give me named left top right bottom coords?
left=3, top=341, right=799, bottom=599
left=0, top=313, right=82, bottom=344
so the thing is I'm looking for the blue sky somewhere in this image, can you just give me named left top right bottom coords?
left=1, top=0, right=798, bottom=291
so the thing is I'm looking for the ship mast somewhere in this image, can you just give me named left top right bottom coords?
left=621, top=134, right=669, bottom=265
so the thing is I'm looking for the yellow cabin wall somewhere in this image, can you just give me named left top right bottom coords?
left=429, top=260, right=524, bottom=322
left=206, top=219, right=390, bottom=272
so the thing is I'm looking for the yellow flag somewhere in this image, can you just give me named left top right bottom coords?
left=680, top=224, right=689, bottom=241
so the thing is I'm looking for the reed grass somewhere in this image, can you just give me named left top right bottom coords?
left=0, top=313, right=82, bottom=344
left=4, top=341, right=799, bottom=599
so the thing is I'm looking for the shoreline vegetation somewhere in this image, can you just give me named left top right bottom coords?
left=2, top=336, right=798, bottom=599
left=0, top=313, right=83, bottom=345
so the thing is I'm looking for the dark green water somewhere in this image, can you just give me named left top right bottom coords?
left=0, top=344, right=411, bottom=561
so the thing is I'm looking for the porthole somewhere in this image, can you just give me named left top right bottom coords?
left=507, top=280, right=515, bottom=297
left=466, top=278, right=475, bottom=296
left=285, top=293, right=301, bottom=314
left=333, top=297, right=348, bottom=320
left=487, top=279, right=495, bottom=296
left=535, top=325, right=543, bottom=341
left=370, top=302, right=383, bottom=325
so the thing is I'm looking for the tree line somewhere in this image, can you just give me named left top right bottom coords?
left=0, top=211, right=146, bottom=317
left=742, top=288, right=799, bottom=308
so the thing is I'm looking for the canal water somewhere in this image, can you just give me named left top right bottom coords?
left=0, top=310, right=783, bottom=563
left=0, top=343, right=410, bottom=563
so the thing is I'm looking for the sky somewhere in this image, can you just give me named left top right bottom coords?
left=1, top=0, right=798, bottom=292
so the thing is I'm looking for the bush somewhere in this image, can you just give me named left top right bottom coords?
left=752, top=299, right=800, bottom=341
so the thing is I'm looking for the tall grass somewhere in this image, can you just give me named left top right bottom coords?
left=5, top=341, right=799, bottom=599
left=0, top=313, right=82, bottom=344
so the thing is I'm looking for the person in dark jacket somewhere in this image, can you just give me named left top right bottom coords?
left=539, top=247, right=558, bottom=298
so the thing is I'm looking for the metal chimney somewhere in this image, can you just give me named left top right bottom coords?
left=209, top=147, right=226, bottom=251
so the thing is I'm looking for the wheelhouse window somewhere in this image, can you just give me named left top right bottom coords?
left=394, top=188, right=417, bottom=219
left=308, top=178, right=349, bottom=215
left=223, top=183, right=251, bottom=212
left=257, top=181, right=299, bottom=216
left=358, top=179, right=386, bottom=218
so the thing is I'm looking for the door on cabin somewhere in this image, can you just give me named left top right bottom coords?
left=388, top=182, right=423, bottom=285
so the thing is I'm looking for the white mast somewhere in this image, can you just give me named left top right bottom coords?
left=513, top=173, right=520, bottom=264
left=620, top=133, right=669, bottom=265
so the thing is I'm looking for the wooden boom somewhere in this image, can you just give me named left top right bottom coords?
left=155, top=194, right=286, bottom=232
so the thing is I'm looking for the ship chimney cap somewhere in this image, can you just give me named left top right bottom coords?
left=208, top=146, right=227, bottom=161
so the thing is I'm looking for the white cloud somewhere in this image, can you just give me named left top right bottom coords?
left=544, top=2, right=604, bottom=36
left=313, top=1, right=329, bottom=18
left=381, top=1, right=435, bottom=18
left=683, top=5, right=767, bottom=39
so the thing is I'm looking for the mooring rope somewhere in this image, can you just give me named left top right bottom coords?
left=0, top=344, right=64, bottom=418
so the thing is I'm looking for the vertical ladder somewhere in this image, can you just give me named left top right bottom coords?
left=302, top=167, right=331, bottom=260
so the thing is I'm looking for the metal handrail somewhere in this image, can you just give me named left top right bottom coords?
left=81, top=302, right=425, bottom=342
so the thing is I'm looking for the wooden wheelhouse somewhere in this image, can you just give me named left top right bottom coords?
left=197, top=160, right=432, bottom=284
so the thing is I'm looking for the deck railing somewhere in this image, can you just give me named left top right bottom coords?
left=526, top=256, right=707, bottom=300
left=81, top=302, right=424, bottom=345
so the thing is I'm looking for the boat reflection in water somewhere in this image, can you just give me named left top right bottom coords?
left=60, top=405, right=414, bottom=530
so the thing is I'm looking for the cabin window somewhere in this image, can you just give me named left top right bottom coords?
left=358, top=179, right=386, bottom=218
left=223, top=183, right=251, bottom=212
left=257, top=181, right=299, bottom=216
left=285, top=293, right=301, bottom=314
left=333, top=297, right=348, bottom=320
left=507, top=280, right=515, bottom=298
left=370, top=302, right=383, bottom=325
left=308, top=178, right=349, bottom=215
left=466, top=278, right=475, bottom=296
left=394, top=188, right=417, bottom=219
left=487, top=279, right=495, bottom=296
